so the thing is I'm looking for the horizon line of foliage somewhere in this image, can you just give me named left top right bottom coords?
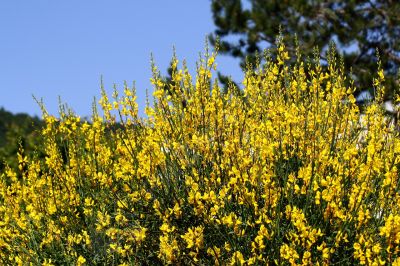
left=0, top=40, right=400, bottom=265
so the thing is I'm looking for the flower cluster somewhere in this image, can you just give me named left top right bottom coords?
left=1, top=41, right=399, bottom=265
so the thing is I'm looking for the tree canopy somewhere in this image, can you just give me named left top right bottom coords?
left=0, top=107, right=43, bottom=170
left=209, top=0, right=400, bottom=99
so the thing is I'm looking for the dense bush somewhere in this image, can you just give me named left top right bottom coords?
left=0, top=108, right=43, bottom=171
left=1, top=42, right=399, bottom=265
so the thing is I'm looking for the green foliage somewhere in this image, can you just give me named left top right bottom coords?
left=1, top=44, right=400, bottom=265
left=0, top=107, right=44, bottom=170
left=209, top=0, right=400, bottom=99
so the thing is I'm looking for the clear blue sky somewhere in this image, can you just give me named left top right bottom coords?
left=0, top=1, right=243, bottom=118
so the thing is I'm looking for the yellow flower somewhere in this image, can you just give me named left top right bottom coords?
left=47, top=202, right=57, bottom=215
left=230, top=251, right=245, bottom=265
left=42, top=259, right=55, bottom=266
left=181, top=226, right=204, bottom=250
left=132, top=227, right=147, bottom=243
left=76, top=255, right=86, bottom=266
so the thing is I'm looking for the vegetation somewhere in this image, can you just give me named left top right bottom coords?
left=0, top=42, right=399, bottom=265
left=209, top=0, right=400, bottom=99
left=0, top=108, right=43, bottom=171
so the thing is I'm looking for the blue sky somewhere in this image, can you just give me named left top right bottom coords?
left=0, top=1, right=243, bottom=118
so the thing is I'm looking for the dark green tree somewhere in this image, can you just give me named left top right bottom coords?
left=209, top=0, right=400, bottom=100
left=0, top=107, right=44, bottom=170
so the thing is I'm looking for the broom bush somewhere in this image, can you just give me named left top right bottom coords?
left=1, top=40, right=399, bottom=265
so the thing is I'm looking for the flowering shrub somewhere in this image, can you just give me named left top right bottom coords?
left=1, top=42, right=400, bottom=265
